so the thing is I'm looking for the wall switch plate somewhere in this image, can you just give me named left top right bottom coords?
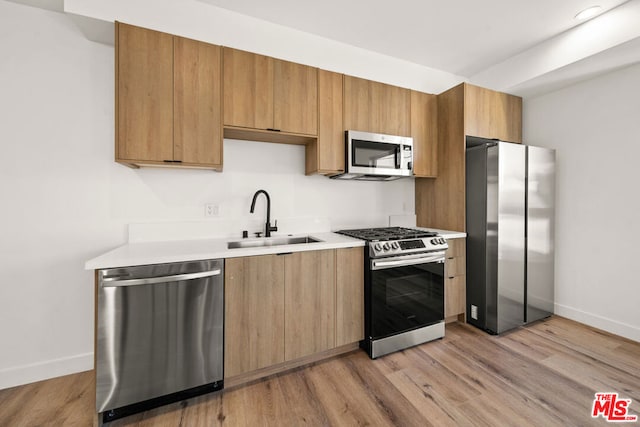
left=471, top=305, right=478, bottom=320
left=205, top=203, right=220, bottom=218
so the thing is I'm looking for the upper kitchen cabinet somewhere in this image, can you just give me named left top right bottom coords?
left=223, top=48, right=318, bottom=140
left=223, top=48, right=273, bottom=131
left=415, top=83, right=522, bottom=231
left=305, top=69, right=344, bottom=175
left=116, top=23, right=223, bottom=170
left=274, top=59, right=318, bottom=135
left=411, top=91, right=438, bottom=178
left=173, top=37, right=223, bottom=166
left=343, top=76, right=411, bottom=137
left=116, top=23, right=173, bottom=164
left=465, top=83, right=522, bottom=143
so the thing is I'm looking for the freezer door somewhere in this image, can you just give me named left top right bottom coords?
left=491, top=142, right=526, bottom=333
left=526, top=146, right=556, bottom=323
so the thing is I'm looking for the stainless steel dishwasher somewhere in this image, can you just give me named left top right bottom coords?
left=96, top=259, right=224, bottom=424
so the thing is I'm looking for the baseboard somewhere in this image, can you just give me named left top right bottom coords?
left=554, top=303, right=640, bottom=342
left=0, top=352, right=93, bottom=390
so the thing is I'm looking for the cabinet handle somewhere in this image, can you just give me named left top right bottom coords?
left=163, top=160, right=182, bottom=163
left=266, top=128, right=281, bottom=132
left=448, top=276, right=454, bottom=279
left=277, top=252, right=292, bottom=256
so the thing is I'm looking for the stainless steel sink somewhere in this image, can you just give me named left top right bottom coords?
left=227, top=236, right=323, bottom=249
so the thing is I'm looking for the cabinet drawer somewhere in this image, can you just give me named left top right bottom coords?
left=445, top=238, right=466, bottom=258
left=445, top=275, right=466, bottom=318
left=446, top=256, right=465, bottom=277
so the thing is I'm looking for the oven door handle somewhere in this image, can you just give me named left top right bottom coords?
left=371, top=253, right=445, bottom=270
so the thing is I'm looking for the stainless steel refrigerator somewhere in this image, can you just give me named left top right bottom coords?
left=465, top=136, right=555, bottom=334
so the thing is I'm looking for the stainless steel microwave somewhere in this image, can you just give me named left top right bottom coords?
left=331, top=130, right=413, bottom=181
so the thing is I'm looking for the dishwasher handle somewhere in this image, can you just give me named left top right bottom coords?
left=101, top=269, right=221, bottom=288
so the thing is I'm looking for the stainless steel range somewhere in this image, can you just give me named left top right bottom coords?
left=336, top=227, right=447, bottom=358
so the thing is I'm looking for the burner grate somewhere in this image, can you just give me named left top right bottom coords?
left=336, top=227, right=437, bottom=241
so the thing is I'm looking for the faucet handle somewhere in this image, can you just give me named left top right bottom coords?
left=254, top=231, right=263, bottom=238
left=270, top=220, right=278, bottom=233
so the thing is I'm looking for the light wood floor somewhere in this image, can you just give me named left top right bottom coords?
left=1, top=316, right=638, bottom=426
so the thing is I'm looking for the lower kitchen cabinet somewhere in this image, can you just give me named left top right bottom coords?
left=224, top=255, right=285, bottom=378
left=335, top=247, right=364, bottom=346
left=224, top=247, right=364, bottom=381
left=445, top=238, right=466, bottom=321
left=285, top=250, right=335, bottom=360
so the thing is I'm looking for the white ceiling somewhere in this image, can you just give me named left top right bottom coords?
left=198, top=0, right=630, bottom=77
left=9, top=0, right=640, bottom=97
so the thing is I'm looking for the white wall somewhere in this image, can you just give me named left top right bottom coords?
left=0, top=2, right=434, bottom=389
left=63, top=0, right=463, bottom=94
left=524, top=63, right=640, bottom=342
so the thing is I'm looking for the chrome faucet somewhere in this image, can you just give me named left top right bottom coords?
left=250, top=189, right=278, bottom=237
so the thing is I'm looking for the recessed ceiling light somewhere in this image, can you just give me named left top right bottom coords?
left=574, top=5, right=602, bottom=20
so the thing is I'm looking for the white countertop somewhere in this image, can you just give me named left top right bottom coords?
left=85, top=232, right=365, bottom=270
left=85, top=227, right=465, bottom=270
left=416, top=227, right=467, bottom=239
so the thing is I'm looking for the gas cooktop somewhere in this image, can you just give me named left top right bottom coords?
left=336, top=226, right=447, bottom=257
left=335, top=226, right=437, bottom=242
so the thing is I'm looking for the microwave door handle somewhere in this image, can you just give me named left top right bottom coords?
left=395, top=147, right=401, bottom=169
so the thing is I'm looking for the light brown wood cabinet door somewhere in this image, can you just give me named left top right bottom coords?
left=116, top=23, right=173, bottom=162
left=411, top=91, right=438, bottom=177
left=445, top=276, right=466, bottom=318
left=465, top=83, right=522, bottom=143
left=224, top=255, right=285, bottom=378
left=223, top=48, right=274, bottom=130
left=344, top=76, right=410, bottom=136
left=307, top=70, right=343, bottom=175
left=335, top=247, right=364, bottom=346
left=274, top=59, right=318, bottom=135
left=284, top=250, right=335, bottom=360
left=377, top=82, right=411, bottom=136
left=444, top=238, right=466, bottom=319
left=174, top=37, right=222, bottom=166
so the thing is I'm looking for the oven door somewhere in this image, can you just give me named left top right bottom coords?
left=368, top=253, right=445, bottom=340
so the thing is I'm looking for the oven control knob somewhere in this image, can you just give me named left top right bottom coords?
left=440, top=238, right=446, bottom=244
left=430, top=238, right=437, bottom=245
left=383, top=243, right=390, bottom=251
left=391, top=242, right=399, bottom=250
left=374, top=243, right=382, bottom=252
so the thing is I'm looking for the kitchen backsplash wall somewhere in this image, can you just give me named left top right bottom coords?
left=121, top=138, right=415, bottom=242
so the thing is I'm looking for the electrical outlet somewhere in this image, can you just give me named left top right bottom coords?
left=205, top=203, right=220, bottom=218
left=471, top=304, right=478, bottom=320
